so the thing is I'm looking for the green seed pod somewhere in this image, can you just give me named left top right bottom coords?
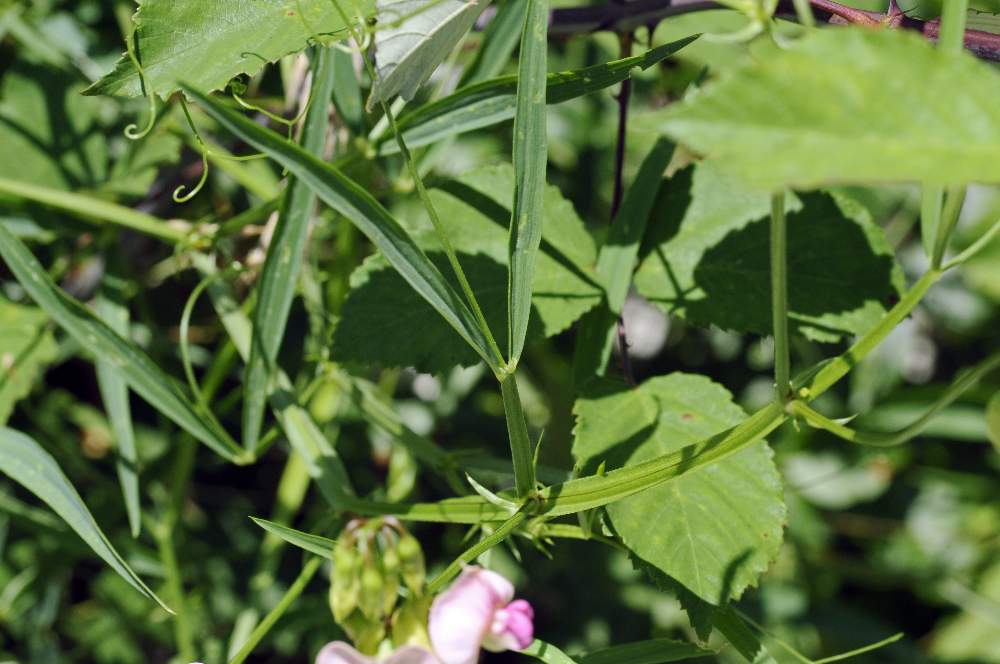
left=359, top=557, right=385, bottom=620
left=330, top=539, right=362, bottom=622
left=397, top=532, right=426, bottom=593
left=381, top=547, right=401, bottom=616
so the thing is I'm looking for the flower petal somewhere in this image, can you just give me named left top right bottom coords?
left=428, top=568, right=499, bottom=664
left=384, top=646, right=441, bottom=664
left=315, top=642, right=377, bottom=664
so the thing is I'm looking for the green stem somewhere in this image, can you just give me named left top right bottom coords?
left=939, top=0, right=970, bottom=53
left=796, top=269, right=941, bottom=399
left=156, top=523, right=195, bottom=660
left=228, top=556, right=323, bottom=664
left=427, top=511, right=527, bottom=593
left=790, top=350, right=1000, bottom=446
left=770, top=192, right=790, bottom=401
left=0, top=177, right=190, bottom=245
left=501, top=377, right=536, bottom=499
left=932, top=186, right=967, bottom=268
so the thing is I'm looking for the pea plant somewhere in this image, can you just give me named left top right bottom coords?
left=1, top=0, right=999, bottom=662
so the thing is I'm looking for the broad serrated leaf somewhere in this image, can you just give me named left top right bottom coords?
left=0, top=223, right=243, bottom=462
left=0, top=297, right=58, bottom=425
left=633, top=162, right=903, bottom=343
left=0, top=427, right=168, bottom=610
left=332, top=164, right=601, bottom=373
left=648, top=27, right=1000, bottom=190
left=572, top=373, right=785, bottom=605
left=369, top=0, right=489, bottom=108
left=86, top=0, right=375, bottom=98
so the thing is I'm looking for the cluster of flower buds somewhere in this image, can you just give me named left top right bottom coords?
left=329, top=517, right=427, bottom=653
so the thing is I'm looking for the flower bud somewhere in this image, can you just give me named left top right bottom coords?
left=358, top=557, right=385, bottom=620
left=381, top=546, right=401, bottom=616
left=330, top=539, right=362, bottom=622
left=397, top=532, right=425, bottom=592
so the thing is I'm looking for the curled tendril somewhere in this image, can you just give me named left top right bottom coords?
left=173, top=98, right=212, bottom=203
left=179, top=262, right=244, bottom=412
left=123, top=32, right=158, bottom=140
left=232, top=90, right=313, bottom=139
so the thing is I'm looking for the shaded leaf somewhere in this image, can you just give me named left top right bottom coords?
left=0, top=427, right=168, bottom=610
left=572, top=373, right=785, bottom=604
left=633, top=162, right=903, bottom=343
left=649, top=27, right=1000, bottom=189
left=332, top=165, right=601, bottom=373
left=0, top=297, right=58, bottom=425
left=369, top=0, right=489, bottom=108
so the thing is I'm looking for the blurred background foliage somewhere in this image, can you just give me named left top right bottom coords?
left=0, top=0, right=998, bottom=663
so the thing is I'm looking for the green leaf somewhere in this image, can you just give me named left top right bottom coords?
left=572, top=373, right=785, bottom=604
left=459, top=0, right=528, bottom=85
left=986, top=391, right=1000, bottom=452
left=0, top=297, right=58, bottom=425
left=633, top=162, right=903, bottom=343
left=369, top=0, right=489, bottom=108
left=184, top=85, right=503, bottom=375
left=522, top=641, right=578, bottom=663
left=0, top=223, right=244, bottom=462
left=506, top=0, right=548, bottom=367
left=0, top=427, right=169, bottom=611
left=577, top=638, right=715, bottom=664
left=85, top=0, right=375, bottom=98
left=94, top=278, right=141, bottom=538
left=649, top=27, right=1000, bottom=190
left=243, top=47, right=335, bottom=453
left=191, top=253, right=354, bottom=505
left=381, top=35, right=698, bottom=154
left=250, top=517, right=335, bottom=559
left=332, top=165, right=601, bottom=373
left=711, top=607, right=779, bottom=664
left=0, top=64, right=106, bottom=189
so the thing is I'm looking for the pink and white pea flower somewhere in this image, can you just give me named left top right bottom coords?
left=428, top=566, right=534, bottom=664
left=315, top=642, right=439, bottom=664
left=316, top=566, right=534, bottom=664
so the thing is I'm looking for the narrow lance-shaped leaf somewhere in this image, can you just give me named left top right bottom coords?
left=369, top=0, right=489, bottom=108
left=507, top=0, right=548, bottom=367
left=95, top=276, right=141, bottom=538
left=0, top=223, right=244, bottom=462
left=251, top=517, right=336, bottom=559
left=381, top=35, right=698, bottom=154
left=182, top=86, right=503, bottom=376
left=243, top=47, right=335, bottom=453
left=0, top=427, right=169, bottom=611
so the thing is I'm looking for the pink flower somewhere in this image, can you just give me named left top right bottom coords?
left=315, top=642, right=439, bottom=664
left=428, top=566, right=535, bottom=664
